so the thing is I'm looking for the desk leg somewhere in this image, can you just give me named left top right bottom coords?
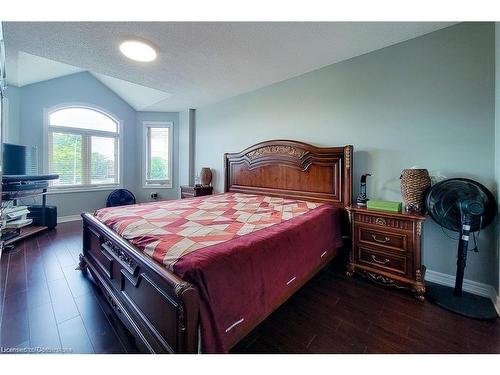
left=41, top=189, right=47, bottom=227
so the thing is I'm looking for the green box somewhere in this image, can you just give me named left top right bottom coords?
left=366, top=199, right=402, bottom=212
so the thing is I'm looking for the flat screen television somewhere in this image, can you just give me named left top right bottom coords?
left=2, top=143, right=38, bottom=176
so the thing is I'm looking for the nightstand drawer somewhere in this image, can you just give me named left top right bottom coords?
left=358, top=226, right=408, bottom=253
left=357, top=246, right=407, bottom=275
left=354, top=213, right=413, bottom=232
left=182, top=187, right=195, bottom=194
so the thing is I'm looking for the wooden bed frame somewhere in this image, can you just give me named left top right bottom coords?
left=79, top=140, right=353, bottom=353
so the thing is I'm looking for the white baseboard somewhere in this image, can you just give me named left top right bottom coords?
left=425, top=269, right=500, bottom=314
left=57, top=215, right=82, bottom=223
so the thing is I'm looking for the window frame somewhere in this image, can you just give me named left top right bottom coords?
left=142, top=121, right=173, bottom=189
left=44, top=104, right=123, bottom=193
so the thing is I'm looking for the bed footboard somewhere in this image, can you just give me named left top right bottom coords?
left=80, top=212, right=200, bottom=353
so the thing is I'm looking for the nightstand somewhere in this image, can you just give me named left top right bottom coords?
left=346, top=206, right=426, bottom=300
left=180, top=185, right=213, bottom=199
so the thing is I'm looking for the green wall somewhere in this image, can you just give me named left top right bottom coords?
left=3, top=85, right=20, bottom=144
left=195, top=23, right=497, bottom=287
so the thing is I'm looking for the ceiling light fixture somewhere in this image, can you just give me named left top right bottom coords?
left=119, top=40, right=157, bottom=62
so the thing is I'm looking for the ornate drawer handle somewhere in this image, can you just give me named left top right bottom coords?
left=371, top=255, right=390, bottom=265
left=102, top=241, right=137, bottom=276
left=375, top=218, right=386, bottom=226
left=371, top=234, right=390, bottom=243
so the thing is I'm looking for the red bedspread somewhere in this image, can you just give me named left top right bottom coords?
left=95, top=193, right=343, bottom=353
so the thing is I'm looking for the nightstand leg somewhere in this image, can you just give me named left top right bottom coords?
left=345, top=264, right=355, bottom=277
left=412, top=286, right=426, bottom=301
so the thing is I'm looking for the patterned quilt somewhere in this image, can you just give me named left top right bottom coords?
left=94, top=192, right=323, bottom=270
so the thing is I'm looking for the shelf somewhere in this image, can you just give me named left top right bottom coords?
left=1, top=181, right=50, bottom=248
left=3, top=225, right=48, bottom=246
left=2, top=190, right=47, bottom=201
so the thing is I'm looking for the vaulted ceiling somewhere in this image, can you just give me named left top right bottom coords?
left=4, top=22, right=456, bottom=111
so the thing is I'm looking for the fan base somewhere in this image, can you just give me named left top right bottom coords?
left=426, top=282, right=497, bottom=320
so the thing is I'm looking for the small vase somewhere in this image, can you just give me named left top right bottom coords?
left=200, top=167, right=212, bottom=186
left=400, top=169, right=431, bottom=214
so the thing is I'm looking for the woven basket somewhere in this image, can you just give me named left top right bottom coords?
left=400, top=169, right=431, bottom=213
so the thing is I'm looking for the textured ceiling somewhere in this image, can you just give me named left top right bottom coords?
left=6, top=51, right=83, bottom=87
left=5, top=50, right=173, bottom=111
left=4, top=22, right=456, bottom=111
left=91, top=72, right=172, bottom=111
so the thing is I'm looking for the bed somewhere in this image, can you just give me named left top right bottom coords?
left=79, top=140, right=353, bottom=353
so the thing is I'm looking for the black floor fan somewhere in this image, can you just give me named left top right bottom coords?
left=106, top=189, right=136, bottom=207
left=425, top=178, right=497, bottom=320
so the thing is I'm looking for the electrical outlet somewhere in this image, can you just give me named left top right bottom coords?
left=150, top=192, right=158, bottom=199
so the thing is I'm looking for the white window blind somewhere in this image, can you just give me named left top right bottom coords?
left=47, top=107, right=120, bottom=190
left=143, top=122, right=172, bottom=187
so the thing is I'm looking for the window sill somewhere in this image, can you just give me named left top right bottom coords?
left=47, top=186, right=122, bottom=195
left=142, top=184, right=173, bottom=189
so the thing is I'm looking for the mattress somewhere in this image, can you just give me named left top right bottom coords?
left=95, top=192, right=343, bottom=352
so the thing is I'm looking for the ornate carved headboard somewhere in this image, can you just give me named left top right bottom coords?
left=224, top=140, right=353, bottom=208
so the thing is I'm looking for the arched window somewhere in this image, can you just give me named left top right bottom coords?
left=47, top=106, right=120, bottom=189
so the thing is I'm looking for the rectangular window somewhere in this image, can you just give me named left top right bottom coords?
left=47, top=107, right=120, bottom=190
left=143, top=122, right=173, bottom=188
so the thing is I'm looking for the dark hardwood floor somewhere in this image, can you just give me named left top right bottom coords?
left=1, top=220, right=499, bottom=354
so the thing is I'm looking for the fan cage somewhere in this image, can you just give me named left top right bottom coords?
left=425, top=178, right=496, bottom=233
left=106, top=189, right=137, bottom=208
